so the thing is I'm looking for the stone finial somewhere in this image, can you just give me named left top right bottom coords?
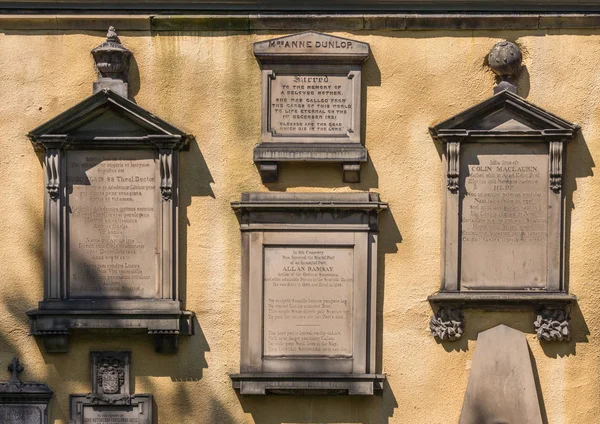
left=487, top=41, right=522, bottom=95
left=7, top=357, right=24, bottom=386
left=91, top=26, right=132, bottom=97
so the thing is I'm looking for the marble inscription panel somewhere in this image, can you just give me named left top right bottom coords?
left=269, top=75, right=352, bottom=138
left=67, top=150, right=158, bottom=298
left=460, top=143, right=549, bottom=290
left=263, top=246, right=353, bottom=357
left=83, top=406, right=139, bottom=423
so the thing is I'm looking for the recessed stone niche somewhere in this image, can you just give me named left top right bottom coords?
left=428, top=41, right=579, bottom=343
left=26, top=28, right=194, bottom=353
left=230, top=192, right=386, bottom=395
left=70, top=352, right=152, bottom=424
left=253, top=31, right=369, bottom=183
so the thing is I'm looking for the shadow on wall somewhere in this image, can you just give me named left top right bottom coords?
left=264, top=51, right=381, bottom=191
left=236, top=378, right=397, bottom=424
left=179, top=136, right=215, bottom=310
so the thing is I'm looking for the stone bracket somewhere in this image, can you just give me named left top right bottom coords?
left=159, top=149, right=173, bottom=201
left=230, top=373, right=385, bottom=395
left=428, top=292, right=576, bottom=343
left=549, top=140, right=564, bottom=192
left=44, top=149, right=60, bottom=201
left=446, top=140, right=460, bottom=192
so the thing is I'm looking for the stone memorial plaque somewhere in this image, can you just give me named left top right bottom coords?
left=428, top=86, right=579, bottom=341
left=230, top=193, right=386, bottom=395
left=460, top=143, right=548, bottom=290
left=68, top=150, right=158, bottom=298
left=28, top=35, right=194, bottom=353
left=263, top=246, right=353, bottom=357
left=268, top=75, right=353, bottom=138
left=253, top=31, right=370, bottom=183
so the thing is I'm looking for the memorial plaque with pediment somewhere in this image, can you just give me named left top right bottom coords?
left=230, top=192, right=386, bottom=395
left=27, top=89, right=193, bottom=354
left=253, top=31, right=370, bottom=183
left=428, top=90, right=579, bottom=341
left=70, top=352, right=152, bottom=424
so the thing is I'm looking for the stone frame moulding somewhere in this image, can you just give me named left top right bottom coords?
left=230, top=192, right=387, bottom=395
left=26, top=28, right=194, bottom=353
left=253, top=31, right=370, bottom=183
left=428, top=89, right=579, bottom=343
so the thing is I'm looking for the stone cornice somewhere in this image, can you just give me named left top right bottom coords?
left=4, top=13, right=600, bottom=31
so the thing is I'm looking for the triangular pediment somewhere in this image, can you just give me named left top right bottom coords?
left=28, top=89, right=189, bottom=147
left=430, top=90, right=579, bottom=141
left=254, top=31, right=369, bottom=62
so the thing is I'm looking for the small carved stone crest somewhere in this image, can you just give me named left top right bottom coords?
left=97, top=356, right=125, bottom=394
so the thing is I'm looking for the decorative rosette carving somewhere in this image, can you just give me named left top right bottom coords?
left=430, top=308, right=464, bottom=341
left=534, top=309, right=571, bottom=342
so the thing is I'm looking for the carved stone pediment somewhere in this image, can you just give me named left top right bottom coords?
left=430, top=90, right=578, bottom=140
left=29, top=89, right=189, bottom=150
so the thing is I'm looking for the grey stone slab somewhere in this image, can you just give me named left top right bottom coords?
left=231, top=192, right=386, bottom=395
left=459, top=325, right=543, bottom=424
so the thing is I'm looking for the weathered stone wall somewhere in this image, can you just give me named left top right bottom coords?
left=0, top=23, right=598, bottom=423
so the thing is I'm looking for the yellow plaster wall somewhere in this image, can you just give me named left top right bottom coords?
left=0, top=28, right=598, bottom=423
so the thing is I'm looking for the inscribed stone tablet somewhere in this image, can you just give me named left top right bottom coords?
left=67, top=150, right=158, bottom=298
left=460, top=143, right=548, bottom=290
left=268, top=75, right=352, bottom=138
left=263, top=246, right=353, bottom=357
left=83, top=406, right=139, bottom=423
left=0, top=405, right=42, bottom=424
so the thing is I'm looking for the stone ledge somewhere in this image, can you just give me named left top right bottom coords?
left=230, top=373, right=385, bottom=395
left=428, top=292, right=577, bottom=310
left=3, top=14, right=600, bottom=31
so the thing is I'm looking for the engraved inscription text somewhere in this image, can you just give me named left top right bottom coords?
left=68, top=150, right=157, bottom=298
left=263, top=247, right=353, bottom=356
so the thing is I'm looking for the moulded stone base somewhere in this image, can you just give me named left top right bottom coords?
left=254, top=142, right=367, bottom=183
left=28, top=306, right=194, bottom=353
left=230, top=373, right=385, bottom=395
left=428, top=291, right=576, bottom=310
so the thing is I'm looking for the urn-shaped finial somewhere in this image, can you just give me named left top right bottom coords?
left=487, top=41, right=522, bottom=95
left=91, top=27, right=131, bottom=81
